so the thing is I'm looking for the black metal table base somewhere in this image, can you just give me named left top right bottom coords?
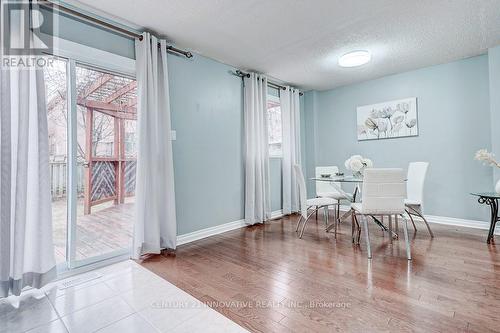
left=477, top=196, right=499, bottom=244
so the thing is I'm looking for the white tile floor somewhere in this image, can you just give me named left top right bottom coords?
left=0, top=260, right=248, bottom=333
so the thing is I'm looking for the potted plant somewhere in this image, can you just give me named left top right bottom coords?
left=474, top=149, right=500, bottom=194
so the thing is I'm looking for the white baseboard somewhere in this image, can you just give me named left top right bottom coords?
left=176, top=219, right=246, bottom=246
left=335, top=205, right=498, bottom=234
left=423, top=214, right=498, bottom=233
left=176, top=210, right=283, bottom=246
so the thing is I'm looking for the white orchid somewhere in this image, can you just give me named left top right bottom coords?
left=475, top=149, right=500, bottom=168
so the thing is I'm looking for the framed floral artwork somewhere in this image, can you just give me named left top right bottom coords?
left=356, top=97, right=418, bottom=141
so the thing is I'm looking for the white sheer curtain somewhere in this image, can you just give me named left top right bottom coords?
left=244, top=73, right=271, bottom=224
left=281, top=87, right=301, bottom=215
left=133, top=32, right=177, bottom=258
left=0, top=3, right=56, bottom=297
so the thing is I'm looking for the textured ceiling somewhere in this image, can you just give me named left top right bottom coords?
left=71, top=0, right=500, bottom=91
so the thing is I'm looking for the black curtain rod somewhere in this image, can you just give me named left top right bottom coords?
left=235, top=70, right=303, bottom=96
left=39, top=0, right=193, bottom=58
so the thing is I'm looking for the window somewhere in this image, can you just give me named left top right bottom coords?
left=268, top=92, right=282, bottom=157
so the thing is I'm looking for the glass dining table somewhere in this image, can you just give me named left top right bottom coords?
left=310, top=175, right=398, bottom=237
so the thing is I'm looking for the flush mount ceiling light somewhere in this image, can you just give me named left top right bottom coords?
left=338, top=50, right=371, bottom=67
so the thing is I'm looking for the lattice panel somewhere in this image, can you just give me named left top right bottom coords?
left=124, top=161, right=136, bottom=194
left=91, top=161, right=116, bottom=201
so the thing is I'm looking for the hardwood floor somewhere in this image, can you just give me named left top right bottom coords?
left=139, top=214, right=500, bottom=333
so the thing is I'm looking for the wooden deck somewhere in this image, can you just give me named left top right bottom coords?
left=52, top=198, right=134, bottom=263
left=140, top=214, right=500, bottom=333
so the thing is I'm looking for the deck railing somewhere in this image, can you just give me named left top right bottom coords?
left=49, top=156, right=85, bottom=200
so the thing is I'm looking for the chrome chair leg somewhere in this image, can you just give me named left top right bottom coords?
left=296, top=206, right=310, bottom=232
left=354, top=214, right=362, bottom=244
left=336, top=200, right=340, bottom=224
left=409, top=205, right=434, bottom=237
left=388, top=215, right=393, bottom=244
left=362, top=215, right=372, bottom=259
left=401, top=214, right=412, bottom=260
left=352, top=213, right=360, bottom=244
left=417, top=208, right=434, bottom=238
left=421, top=215, right=434, bottom=238
left=351, top=210, right=355, bottom=243
left=299, top=209, right=318, bottom=239
left=358, top=217, right=362, bottom=244
left=333, top=205, right=338, bottom=239
left=334, top=204, right=337, bottom=220
left=405, top=209, right=417, bottom=231
left=389, top=215, right=393, bottom=239
left=324, top=206, right=329, bottom=226
left=295, top=215, right=303, bottom=232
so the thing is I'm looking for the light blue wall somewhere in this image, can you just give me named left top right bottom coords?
left=167, top=54, right=245, bottom=234
left=304, top=55, right=492, bottom=221
left=168, top=56, right=293, bottom=233
left=489, top=46, right=500, bottom=182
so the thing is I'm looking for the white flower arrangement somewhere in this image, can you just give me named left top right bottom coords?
left=474, top=149, right=500, bottom=168
left=476, top=149, right=500, bottom=194
left=344, top=155, right=373, bottom=176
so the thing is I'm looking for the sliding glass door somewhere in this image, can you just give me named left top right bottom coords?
left=45, top=57, right=69, bottom=265
left=44, top=57, right=137, bottom=269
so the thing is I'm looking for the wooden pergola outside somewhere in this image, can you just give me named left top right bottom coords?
left=47, top=66, right=138, bottom=215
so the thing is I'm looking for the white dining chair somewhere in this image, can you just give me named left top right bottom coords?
left=315, top=166, right=353, bottom=235
left=351, top=168, right=411, bottom=260
left=405, top=162, right=434, bottom=237
left=294, top=165, right=338, bottom=238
